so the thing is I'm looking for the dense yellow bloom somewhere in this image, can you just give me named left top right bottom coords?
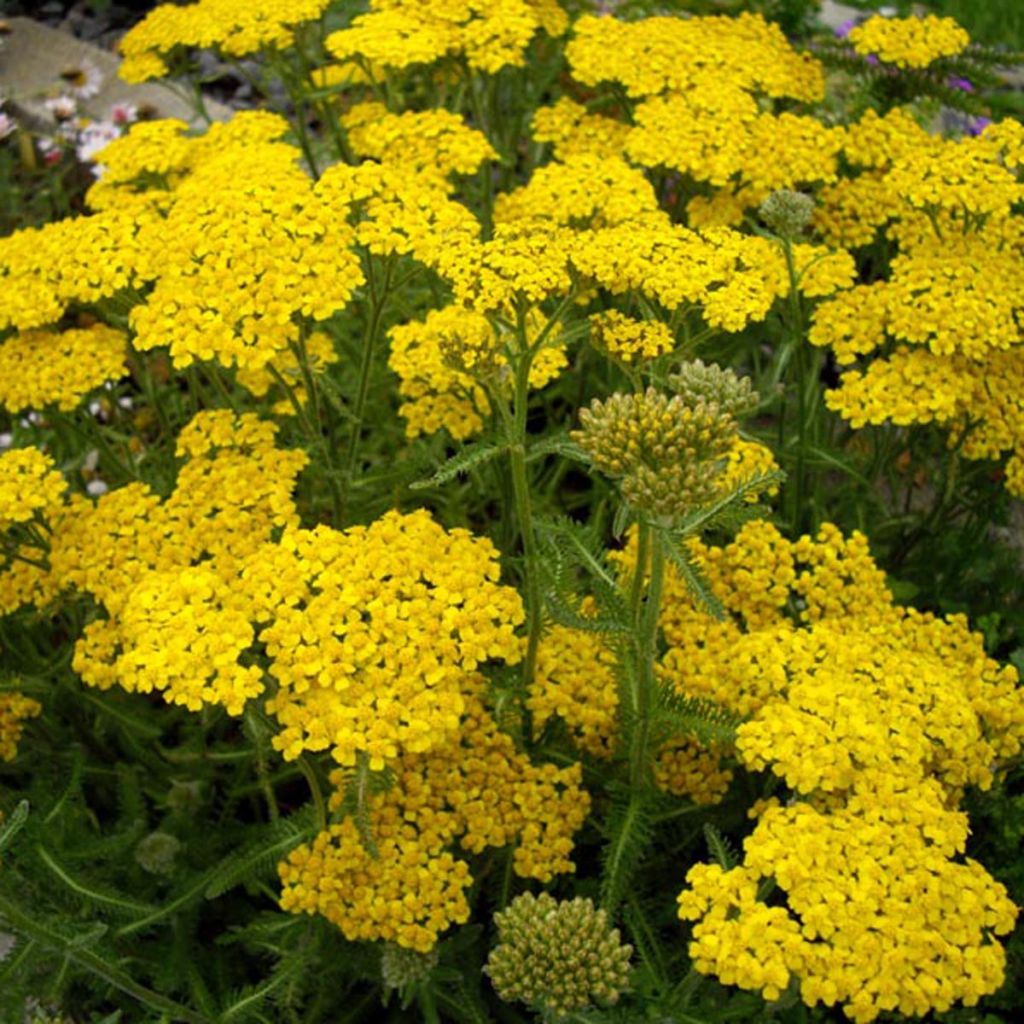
left=0, top=692, right=41, bottom=762
left=279, top=692, right=589, bottom=951
left=628, top=102, right=841, bottom=201
left=588, top=310, right=674, bottom=364
left=317, top=161, right=481, bottom=270
left=681, top=786, right=1016, bottom=1022
left=664, top=520, right=1024, bottom=1020
left=325, top=0, right=567, bottom=76
left=0, top=325, right=127, bottom=413
left=654, top=740, right=732, bottom=804
left=848, top=14, right=970, bottom=69
left=119, top=0, right=331, bottom=82
left=53, top=413, right=307, bottom=710
left=531, top=98, right=631, bottom=161
left=0, top=448, right=66, bottom=530
left=86, top=112, right=291, bottom=210
left=494, top=154, right=661, bottom=231
left=129, top=140, right=362, bottom=374
left=243, top=509, right=525, bottom=769
left=342, top=103, right=497, bottom=189
left=529, top=625, right=619, bottom=757
left=566, top=12, right=823, bottom=101
left=0, top=194, right=161, bottom=332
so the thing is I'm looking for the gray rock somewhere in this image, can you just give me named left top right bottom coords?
left=0, top=15, right=232, bottom=132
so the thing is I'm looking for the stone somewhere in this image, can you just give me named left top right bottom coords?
left=0, top=16, right=231, bottom=132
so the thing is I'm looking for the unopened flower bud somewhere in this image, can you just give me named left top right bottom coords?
left=759, top=189, right=815, bottom=238
left=485, top=893, right=632, bottom=1016
left=135, top=831, right=181, bottom=875
left=381, top=943, right=440, bottom=990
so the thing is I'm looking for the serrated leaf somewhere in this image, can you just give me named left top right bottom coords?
left=653, top=687, right=741, bottom=748
left=409, top=441, right=505, bottom=490
left=526, top=433, right=590, bottom=464
left=703, top=824, right=738, bottom=871
left=660, top=533, right=724, bottom=620
left=0, top=800, right=28, bottom=853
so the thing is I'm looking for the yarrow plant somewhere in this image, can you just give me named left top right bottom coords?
left=0, top=2, right=1022, bottom=1023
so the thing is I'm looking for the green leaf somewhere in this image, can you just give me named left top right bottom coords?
left=409, top=441, right=505, bottom=489
left=204, top=811, right=316, bottom=900
left=703, top=824, right=738, bottom=871
left=526, top=433, right=589, bottom=464
left=0, top=800, right=29, bottom=854
left=654, top=687, right=742, bottom=748
left=659, top=533, right=724, bottom=620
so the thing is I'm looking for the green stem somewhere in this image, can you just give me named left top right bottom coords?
left=342, top=256, right=394, bottom=514
left=629, top=524, right=666, bottom=788
left=509, top=308, right=544, bottom=699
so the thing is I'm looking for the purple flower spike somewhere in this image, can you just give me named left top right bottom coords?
left=968, top=116, right=993, bottom=136
left=835, top=19, right=856, bottom=39
left=948, top=76, right=974, bottom=92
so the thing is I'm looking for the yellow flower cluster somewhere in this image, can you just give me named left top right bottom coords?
left=0, top=448, right=66, bottom=530
left=317, top=160, right=481, bottom=269
left=388, top=304, right=567, bottom=440
left=342, top=102, right=497, bottom=189
left=118, top=0, right=331, bottom=82
left=848, top=14, right=970, bottom=69
left=566, top=12, right=824, bottom=101
left=0, top=692, right=41, bottom=762
left=682, top=783, right=1016, bottom=1022
left=0, top=194, right=161, bottom=332
left=664, top=521, right=1024, bottom=1019
left=654, top=740, right=733, bottom=805
left=86, top=112, right=291, bottom=210
left=279, top=691, right=589, bottom=951
left=128, top=139, right=362, bottom=374
left=244, top=508, right=524, bottom=769
left=588, top=310, right=674, bottom=364
left=0, top=324, right=127, bottom=413
left=325, top=0, right=568, bottom=76
left=811, top=108, right=1024, bottom=494
left=531, top=98, right=631, bottom=161
left=529, top=625, right=619, bottom=757
left=52, top=413, right=308, bottom=711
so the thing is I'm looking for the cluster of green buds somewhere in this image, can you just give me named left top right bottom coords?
left=669, top=359, right=758, bottom=420
left=485, top=893, right=632, bottom=1017
left=759, top=188, right=815, bottom=239
left=573, top=386, right=737, bottom=520
left=380, top=943, right=440, bottom=991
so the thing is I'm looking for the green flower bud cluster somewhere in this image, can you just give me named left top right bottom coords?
left=134, top=831, right=182, bottom=876
left=485, top=892, right=632, bottom=1017
left=759, top=188, right=815, bottom=238
left=669, top=359, right=758, bottom=420
left=380, top=943, right=440, bottom=991
left=572, top=386, right=738, bottom=518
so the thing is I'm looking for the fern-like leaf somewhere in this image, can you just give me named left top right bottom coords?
left=0, top=800, right=29, bottom=853
left=659, top=533, right=724, bottom=620
left=600, top=786, right=656, bottom=914
left=703, top=824, right=738, bottom=871
left=410, top=441, right=505, bottom=489
left=203, top=810, right=316, bottom=900
left=653, top=686, right=742, bottom=748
